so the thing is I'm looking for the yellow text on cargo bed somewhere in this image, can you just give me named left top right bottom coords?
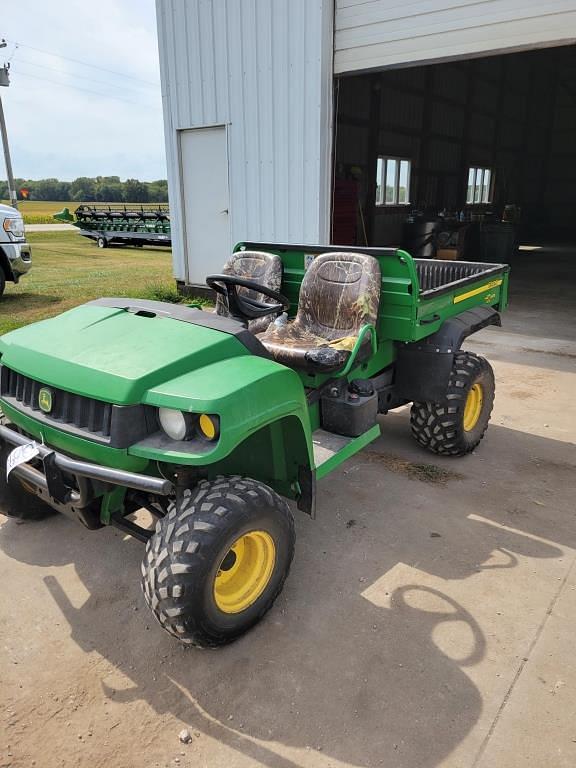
left=453, top=279, right=503, bottom=304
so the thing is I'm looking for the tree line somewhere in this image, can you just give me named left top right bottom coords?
left=0, top=176, right=169, bottom=203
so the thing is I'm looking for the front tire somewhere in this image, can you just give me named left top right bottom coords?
left=410, top=351, right=495, bottom=456
left=97, top=236, right=108, bottom=249
left=141, top=476, right=295, bottom=647
left=0, top=267, right=5, bottom=298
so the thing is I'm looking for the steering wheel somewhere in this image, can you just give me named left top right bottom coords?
left=206, top=274, right=290, bottom=323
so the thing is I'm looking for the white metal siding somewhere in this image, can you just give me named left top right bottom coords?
left=335, top=0, right=576, bottom=74
left=156, top=0, right=334, bottom=283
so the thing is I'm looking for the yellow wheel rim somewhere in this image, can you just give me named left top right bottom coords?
left=214, top=530, right=276, bottom=614
left=463, top=383, right=484, bottom=431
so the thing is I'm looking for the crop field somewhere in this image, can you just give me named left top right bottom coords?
left=0, top=200, right=75, bottom=224
left=1, top=201, right=166, bottom=224
left=0, top=231, right=199, bottom=335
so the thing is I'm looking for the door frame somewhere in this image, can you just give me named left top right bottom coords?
left=177, top=123, right=231, bottom=286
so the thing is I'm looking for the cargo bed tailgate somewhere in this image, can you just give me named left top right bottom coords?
left=413, top=259, right=510, bottom=340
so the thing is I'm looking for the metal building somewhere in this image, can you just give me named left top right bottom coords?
left=156, top=0, right=334, bottom=286
left=156, top=0, right=576, bottom=288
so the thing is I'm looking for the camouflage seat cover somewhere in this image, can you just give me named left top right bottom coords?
left=258, top=252, right=381, bottom=373
left=215, top=250, right=283, bottom=334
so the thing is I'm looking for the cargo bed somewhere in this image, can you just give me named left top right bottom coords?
left=415, top=258, right=508, bottom=299
left=234, top=242, right=510, bottom=345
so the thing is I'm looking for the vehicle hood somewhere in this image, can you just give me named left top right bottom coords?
left=0, top=302, right=248, bottom=403
left=0, top=203, right=20, bottom=217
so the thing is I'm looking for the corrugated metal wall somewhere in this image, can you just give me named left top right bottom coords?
left=156, top=0, right=334, bottom=283
left=335, top=0, right=576, bottom=74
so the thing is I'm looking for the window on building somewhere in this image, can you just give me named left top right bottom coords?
left=467, top=166, right=492, bottom=204
left=376, top=157, right=411, bottom=206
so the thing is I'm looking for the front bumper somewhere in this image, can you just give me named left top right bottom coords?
left=0, top=423, right=173, bottom=509
left=2, top=241, right=32, bottom=280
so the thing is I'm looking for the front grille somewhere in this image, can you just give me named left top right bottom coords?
left=1, top=367, right=112, bottom=437
left=0, top=366, right=155, bottom=447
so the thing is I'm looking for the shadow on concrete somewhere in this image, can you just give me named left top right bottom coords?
left=377, top=412, right=576, bottom=550
left=0, top=420, right=572, bottom=768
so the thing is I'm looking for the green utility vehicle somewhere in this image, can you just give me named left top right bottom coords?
left=0, top=244, right=509, bottom=647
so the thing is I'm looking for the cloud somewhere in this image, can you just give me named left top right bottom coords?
left=1, top=0, right=166, bottom=180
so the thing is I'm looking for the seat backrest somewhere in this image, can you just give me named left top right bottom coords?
left=215, top=250, right=283, bottom=321
left=295, top=252, right=381, bottom=340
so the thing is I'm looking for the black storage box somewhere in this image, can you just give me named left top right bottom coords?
left=321, top=389, right=378, bottom=437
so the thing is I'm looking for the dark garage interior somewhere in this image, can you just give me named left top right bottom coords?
left=332, top=44, right=576, bottom=340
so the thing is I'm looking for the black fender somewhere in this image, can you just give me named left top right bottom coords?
left=395, top=306, right=501, bottom=402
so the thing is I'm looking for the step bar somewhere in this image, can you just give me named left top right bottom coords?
left=313, top=424, right=381, bottom=480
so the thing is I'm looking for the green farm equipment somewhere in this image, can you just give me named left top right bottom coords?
left=54, top=204, right=171, bottom=249
left=0, top=244, right=509, bottom=647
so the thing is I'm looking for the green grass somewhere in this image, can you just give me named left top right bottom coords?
left=0, top=231, right=208, bottom=335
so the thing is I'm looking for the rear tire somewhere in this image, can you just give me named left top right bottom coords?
left=410, top=351, right=495, bottom=456
left=97, top=236, right=107, bottom=249
left=141, top=476, right=295, bottom=647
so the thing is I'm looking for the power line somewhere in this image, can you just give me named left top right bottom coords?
left=14, top=69, right=159, bottom=108
left=15, top=69, right=157, bottom=107
left=3, top=38, right=160, bottom=87
left=14, top=55, right=155, bottom=94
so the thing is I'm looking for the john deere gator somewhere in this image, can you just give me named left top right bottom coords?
left=0, top=243, right=509, bottom=647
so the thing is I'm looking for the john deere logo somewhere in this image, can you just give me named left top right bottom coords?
left=38, top=388, right=53, bottom=414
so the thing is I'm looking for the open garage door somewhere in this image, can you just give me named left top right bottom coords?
left=332, top=43, right=576, bottom=343
left=332, top=44, right=576, bottom=249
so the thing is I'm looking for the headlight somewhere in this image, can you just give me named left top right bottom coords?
left=3, top=216, right=25, bottom=240
left=157, top=408, right=220, bottom=442
left=158, top=408, right=195, bottom=441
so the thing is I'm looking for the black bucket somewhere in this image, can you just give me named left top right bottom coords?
left=402, top=219, right=439, bottom=259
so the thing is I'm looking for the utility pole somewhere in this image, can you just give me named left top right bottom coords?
left=0, top=39, right=17, bottom=209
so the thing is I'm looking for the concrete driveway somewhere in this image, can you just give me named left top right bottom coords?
left=24, top=223, right=75, bottom=232
left=1, top=249, right=575, bottom=768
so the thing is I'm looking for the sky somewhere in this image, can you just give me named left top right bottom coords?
left=1, top=0, right=166, bottom=181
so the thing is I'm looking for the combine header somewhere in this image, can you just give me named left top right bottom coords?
left=54, top=204, right=171, bottom=249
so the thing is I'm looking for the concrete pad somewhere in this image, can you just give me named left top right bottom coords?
left=1, top=324, right=575, bottom=768
left=503, top=247, right=576, bottom=341
left=472, top=563, right=576, bottom=767
left=24, top=223, right=75, bottom=232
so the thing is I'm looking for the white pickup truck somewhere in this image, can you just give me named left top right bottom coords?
left=0, top=203, right=31, bottom=297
